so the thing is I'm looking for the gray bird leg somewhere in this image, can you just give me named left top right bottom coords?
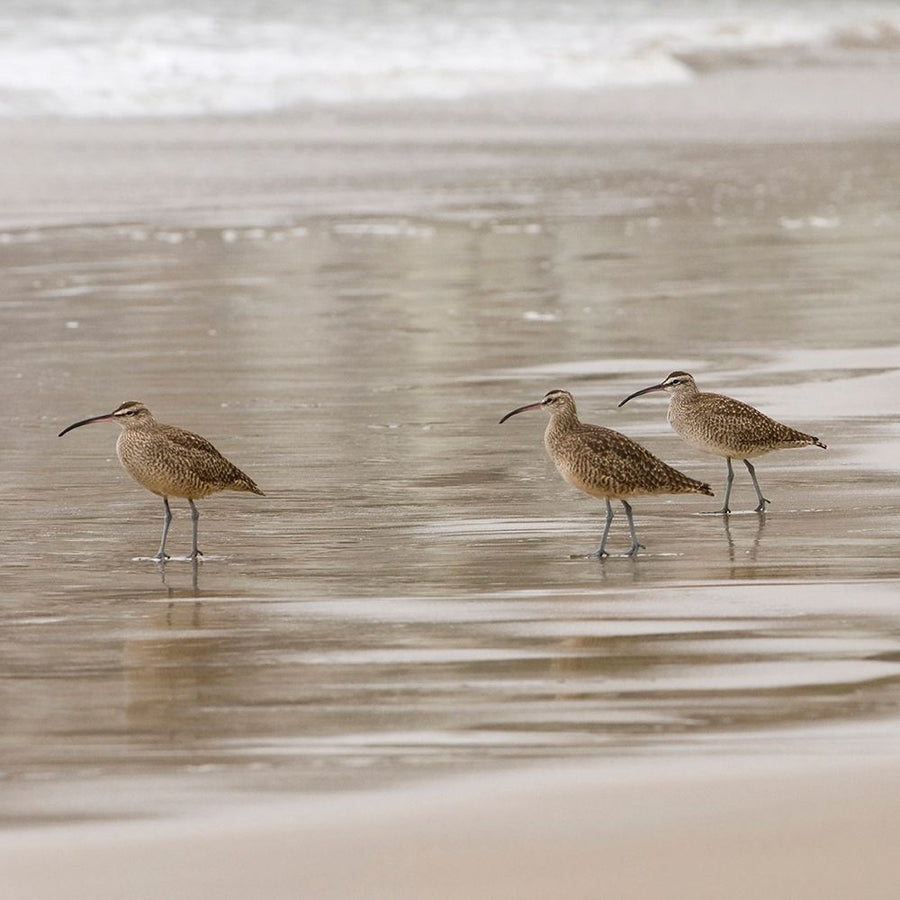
left=717, top=457, right=735, bottom=515
left=621, top=500, right=645, bottom=557
left=589, top=498, right=615, bottom=558
left=743, top=459, right=770, bottom=512
left=154, top=497, right=172, bottom=561
left=189, top=500, right=202, bottom=559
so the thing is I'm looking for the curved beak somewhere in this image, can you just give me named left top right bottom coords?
left=499, top=401, right=543, bottom=424
left=58, top=410, right=117, bottom=437
left=617, top=382, right=666, bottom=408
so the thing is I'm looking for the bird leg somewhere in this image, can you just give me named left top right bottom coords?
left=715, top=457, right=735, bottom=515
left=743, top=459, right=770, bottom=512
left=189, top=500, right=203, bottom=559
left=588, top=498, right=615, bottom=558
left=154, top=497, right=172, bottom=561
left=621, top=500, right=645, bottom=557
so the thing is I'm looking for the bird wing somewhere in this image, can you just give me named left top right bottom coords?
left=562, top=424, right=704, bottom=496
left=157, top=425, right=250, bottom=487
left=159, top=425, right=224, bottom=457
left=695, top=393, right=813, bottom=447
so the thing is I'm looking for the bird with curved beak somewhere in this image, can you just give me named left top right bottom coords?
left=59, top=401, right=264, bottom=560
left=500, top=389, right=713, bottom=558
left=618, top=372, right=826, bottom=514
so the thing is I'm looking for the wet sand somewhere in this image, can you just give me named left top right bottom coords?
left=2, top=66, right=900, bottom=895
left=4, top=753, right=900, bottom=899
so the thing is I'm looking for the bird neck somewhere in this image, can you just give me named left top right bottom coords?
left=546, top=406, right=580, bottom=436
left=670, top=384, right=700, bottom=409
left=118, top=420, right=159, bottom=440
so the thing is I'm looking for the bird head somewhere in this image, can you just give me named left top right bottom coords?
left=618, top=372, right=696, bottom=407
left=58, top=401, right=154, bottom=437
left=499, top=389, right=577, bottom=423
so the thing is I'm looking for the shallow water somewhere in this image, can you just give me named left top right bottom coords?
left=2, top=131, right=900, bottom=826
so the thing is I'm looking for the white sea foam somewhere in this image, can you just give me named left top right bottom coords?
left=0, top=1, right=899, bottom=117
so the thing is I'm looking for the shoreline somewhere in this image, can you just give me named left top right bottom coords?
left=3, top=750, right=900, bottom=899
left=1, top=67, right=900, bottom=231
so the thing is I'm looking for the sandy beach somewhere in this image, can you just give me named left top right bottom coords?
left=3, top=753, right=900, bottom=900
left=2, top=59, right=900, bottom=897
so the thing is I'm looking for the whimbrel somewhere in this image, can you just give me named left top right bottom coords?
left=618, top=372, right=826, bottom=514
left=500, top=389, right=713, bottom=557
left=59, top=401, right=264, bottom=559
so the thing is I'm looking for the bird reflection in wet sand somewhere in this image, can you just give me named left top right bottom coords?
left=500, top=389, right=713, bottom=558
left=723, top=511, right=766, bottom=569
left=158, top=556, right=200, bottom=598
left=59, top=401, right=264, bottom=560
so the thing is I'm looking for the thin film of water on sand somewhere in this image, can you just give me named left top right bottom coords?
left=2, top=139, right=900, bottom=824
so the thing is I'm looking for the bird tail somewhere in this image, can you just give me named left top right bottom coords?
left=666, top=467, right=714, bottom=497
left=694, top=479, right=715, bottom=497
left=233, top=472, right=265, bottom=495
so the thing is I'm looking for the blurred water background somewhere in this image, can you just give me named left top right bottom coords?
left=3, top=0, right=900, bottom=116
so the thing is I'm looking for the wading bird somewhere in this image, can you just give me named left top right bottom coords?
left=619, top=372, right=826, bottom=514
left=500, top=389, right=713, bottom=557
left=59, top=401, right=264, bottom=559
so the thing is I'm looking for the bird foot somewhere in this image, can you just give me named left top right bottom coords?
left=583, top=549, right=610, bottom=560
left=189, top=550, right=204, bottom=560
left=624, top=542, right=646, bottom=558
left=153, top=552, right=170, bottom=562
left=754, top=500, right=770, bottom=513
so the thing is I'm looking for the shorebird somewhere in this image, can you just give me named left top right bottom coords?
left=59, top=401, right=264, bottom=559
left=499, top=389, right=713, bottom=557
left=618, top=372, right=826, bottom=514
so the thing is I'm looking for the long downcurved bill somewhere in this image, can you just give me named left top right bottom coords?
left=58, top=411, right=117, bottom=437
left=617, top=382, right=666, bottom=408
left=499, top=401, right=543, bottom=424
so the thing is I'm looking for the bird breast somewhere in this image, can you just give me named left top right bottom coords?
left=545, top=425, right=641, bottom=500
left=116, top=430, right=221, bottom=499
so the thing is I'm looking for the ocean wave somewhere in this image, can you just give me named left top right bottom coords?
left=0, top=1, right=899, bottom=117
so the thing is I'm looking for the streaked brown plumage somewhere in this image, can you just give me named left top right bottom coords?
left=500, top=389, right=713, bottom=557
left=619, top=372, right=827, bottom=513
left=59, top=401, right=264, bottom=559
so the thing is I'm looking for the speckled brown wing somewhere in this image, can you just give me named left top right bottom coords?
left=118, top=426, right=263, bottom=498
left=685, top=393, right=824, bottom=456
left=160, top=426, right=263, bottom=492
left=548, top=424, right=713, bottom=499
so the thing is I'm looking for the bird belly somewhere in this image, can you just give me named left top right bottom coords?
left=553, top=458, right=626, bottom=501
left=668, top=409, right=766, bottom=459
left=674, top=427, right=780, bottom=460
left=676, top=430, right=740, bottom=458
